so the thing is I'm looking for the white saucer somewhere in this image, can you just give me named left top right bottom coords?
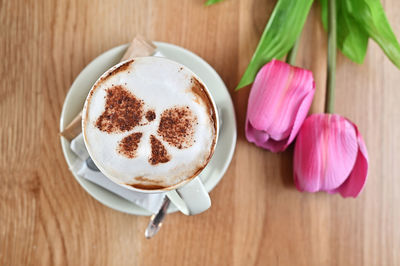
left=60, top=42, right=237, bottom=216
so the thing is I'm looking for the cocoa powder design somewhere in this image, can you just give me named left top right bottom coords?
left=94, top=86, right=198, bottom=165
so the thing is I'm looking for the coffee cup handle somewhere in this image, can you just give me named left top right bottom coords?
left=166, top=177, right=211, bottom=215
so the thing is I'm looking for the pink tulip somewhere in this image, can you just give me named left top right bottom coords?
left=294, top=114, right=368, bottom=198
left=245, top=59, right=315, bottom=152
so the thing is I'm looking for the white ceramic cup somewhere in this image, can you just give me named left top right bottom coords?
left=82, top=57, right=219, bottom=215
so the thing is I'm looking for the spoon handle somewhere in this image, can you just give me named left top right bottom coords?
left=145, top=196, right=171, bottom=239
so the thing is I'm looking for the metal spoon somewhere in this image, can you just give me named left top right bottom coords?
left=86, top=157, right=100, bottom=171
left=86, top=157, right=170, bottom=238
left=145, top=196, right=170, bottom=239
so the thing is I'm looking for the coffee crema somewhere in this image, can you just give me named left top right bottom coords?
left=83, top=57, right=217, bottom=190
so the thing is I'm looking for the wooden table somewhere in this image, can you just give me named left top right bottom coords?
left=1, top=0, right=399, bottom=265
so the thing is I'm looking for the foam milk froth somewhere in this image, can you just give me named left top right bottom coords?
left=83, top=57, right=216, bottom=190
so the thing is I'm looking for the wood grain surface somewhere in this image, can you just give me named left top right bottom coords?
left=1, top=0, right=399, bottom=265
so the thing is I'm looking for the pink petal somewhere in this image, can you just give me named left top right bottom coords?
left=286, top=86, right=315, bottom=147
left=335, top=123, right=368, bottom=197
left=245, top=116, right=270, bottom=144
left=245, top=59, right=315, bottom=152
left=294, top=114, right=359, bottom=193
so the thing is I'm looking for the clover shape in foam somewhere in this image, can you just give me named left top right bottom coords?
left=94, top=85, right=197, bottom=165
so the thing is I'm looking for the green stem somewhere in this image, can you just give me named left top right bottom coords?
left=286, top=38, right=300, bottom=65
left=325, top=0, right=337, bottom=113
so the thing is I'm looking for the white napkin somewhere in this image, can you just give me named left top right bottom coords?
left=70, top=133, right=166, bottom=213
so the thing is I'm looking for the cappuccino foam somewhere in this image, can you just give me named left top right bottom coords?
left=83, top=57, right=216, bottom=189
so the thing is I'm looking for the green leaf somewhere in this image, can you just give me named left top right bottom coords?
left=346, top=0, right=400, bottom=69
left=337, top=0, right=369, bottom=63
left=236, top=0, right=313, bottom=90
left=339, top=17, right=369, bottom=63
left=320, top=0, right=369, bottom=64
left=205, top=0, right=224, bottom=6
left=320, top=0, right=328, bottom=30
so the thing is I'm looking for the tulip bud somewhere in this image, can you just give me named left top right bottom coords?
left=293, top=114, right=368, bottom=197
left=245, top=59, right=315, bottom=152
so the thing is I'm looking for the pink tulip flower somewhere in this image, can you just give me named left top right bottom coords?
left=294, top=114, right=368, bottom=197
left=245, top=59, right=315, bottom=152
